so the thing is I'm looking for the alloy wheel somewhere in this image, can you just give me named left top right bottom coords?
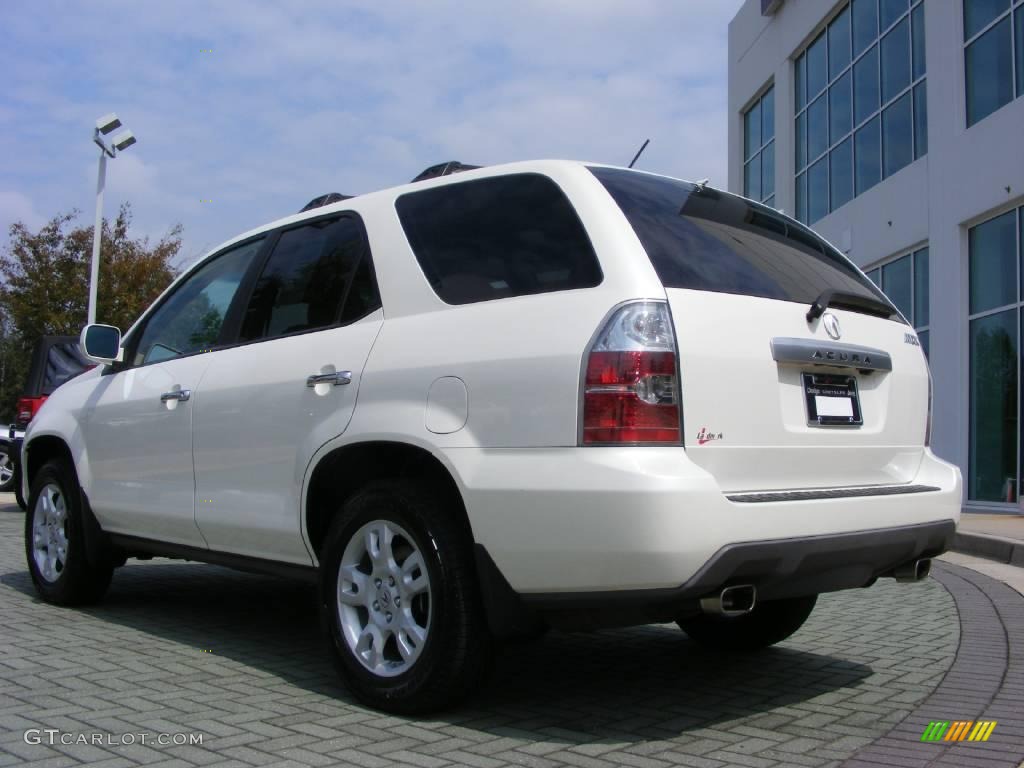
left=336, top=519, right=432, bottom=677
left=31, top=483, right=68, bottom=583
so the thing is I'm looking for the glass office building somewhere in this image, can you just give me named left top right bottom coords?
left=729, top=0, right=1024, bottom=511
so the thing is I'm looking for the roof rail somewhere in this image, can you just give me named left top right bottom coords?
left=411, top=161, right=480, bottom=183
left=299, top=192, right=352, bottom=213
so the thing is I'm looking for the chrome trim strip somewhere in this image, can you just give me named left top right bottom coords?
left=770, top=337, right=892, bottom=372
left=726, top=484, right=939, bottom=503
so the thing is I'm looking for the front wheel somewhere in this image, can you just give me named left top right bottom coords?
left=321, top=479, right=492, bottom=713
left=24, top=459, right=113, bottom=605
left=0, top=444, right=15, bottom=492
left=678, top=594, right=818, bottom=651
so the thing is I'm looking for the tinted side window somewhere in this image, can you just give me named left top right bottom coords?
left=133, top=239, right=263, bottom=366
left=395, top=173, right=601, bottom=305
left=240, top=216, right=378, bottom=342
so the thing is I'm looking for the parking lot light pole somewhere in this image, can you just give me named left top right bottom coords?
left=88, top=114, right=137, bottom=326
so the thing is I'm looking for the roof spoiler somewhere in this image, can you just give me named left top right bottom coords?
left=299, top=192, right=352, bottom=213
left=411, top=161, right=480, bottom=183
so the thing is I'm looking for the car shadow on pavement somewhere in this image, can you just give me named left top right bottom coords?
left=1, top=559, right=873, bottom=744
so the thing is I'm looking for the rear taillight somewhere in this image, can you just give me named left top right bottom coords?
left=16, top=396, right=47, bottom=428
left=581, top=301, right=681, bottom=445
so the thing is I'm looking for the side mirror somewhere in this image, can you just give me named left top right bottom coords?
left=80, top=324, right=123, bottom=364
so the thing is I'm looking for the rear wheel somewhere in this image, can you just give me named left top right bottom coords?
left=24, top=459, right=113, bottom=605
left=678, top=595, right=817, bottom=651
left=321, top=479, right=492, bottom=713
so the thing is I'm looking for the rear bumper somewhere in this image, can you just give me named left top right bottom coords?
left=475, top=519, right=954, bottom=633
left=447, top=445, right=961, bottom=595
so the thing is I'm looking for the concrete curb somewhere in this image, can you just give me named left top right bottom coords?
left=953, top=530, right=1024, bottom=567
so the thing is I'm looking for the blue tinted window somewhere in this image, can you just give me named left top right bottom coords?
left=913, top=81, right=928, bottom=159
left=965, top=17, right=1013, bottom=126
left=882, top=254, right=912, bottom=319
left=807, top=33, right=828, bottom=99
left=744, top=101, right=761, bottom=160
left=830, top=137, right=854, bottom=211
left=808, top=157, right=829, bottom=223
left=881, top=17, right=911, bottom=102
left=1016, top=7, right=1024, bottom=97
left=855, top=44, right=880, bottom=124
left=808, top=94, right=828, bottom=161
left=762, top=87, right=775, bottom=141
left=912, top=3, right=926, bottom=79
left=855, top=115, right=882, bottom=194
left=795, top=53, right=807, bottom=111
left=830, top=71, right=853, bottom=142
left=795, top=111, right=807, bottom=170
left=796, top=172, right=807, bottom=224
left=969, top=209, right=1017, bottom=313
left=762, top=143, right=775, bottom=202
left=745, top=155, right=762, bottom=200
left=880, top=0, right=908, bottom=31
left=853, top=0, right=879, bottom=55
left=964, top=0, right=1011, bottom=40
left=829, top=8, right=852, bottom=79
left=883, top=91, right=913, bottom=177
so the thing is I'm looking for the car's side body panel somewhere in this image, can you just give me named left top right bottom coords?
left=192, top=311, right=384, bottom=563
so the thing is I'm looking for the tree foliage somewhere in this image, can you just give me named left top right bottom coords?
left=0, top=204, right=181, bottom=419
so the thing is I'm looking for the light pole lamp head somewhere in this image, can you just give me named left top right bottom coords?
left=96, top=113, right=122, bottom=135
left=112, top=130, right=137, bottom=152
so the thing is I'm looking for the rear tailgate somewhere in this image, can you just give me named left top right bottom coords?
left=667, top=289, right=927, bottom=492
left=590, top=166, right=930, bottom=492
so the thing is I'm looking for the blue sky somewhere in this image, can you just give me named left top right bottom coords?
left=1, top=1, right=744, bottom=267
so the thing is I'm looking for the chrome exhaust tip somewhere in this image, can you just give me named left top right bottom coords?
left=700, top=584, right=757, bottom=617
left=892, top=558, right=932, bottom=583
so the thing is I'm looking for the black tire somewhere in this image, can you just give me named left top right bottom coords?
left=321, top=479, right=492, bottom=713
left=0, top=444, right=16, bottom=493
left=14, top=456, right=27, bottom=510
left=678, top=594, right=818, bottom=652
left=24, top=459, right=113, bottom=605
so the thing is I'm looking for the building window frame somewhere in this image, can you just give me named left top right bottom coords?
left=743, top=84, right=776, bottom=207
left=965, top=204, right=1023, bottom=507
left=794, top=0, right=927, bottom=225
left=962, top=0, right=1024, bottom=127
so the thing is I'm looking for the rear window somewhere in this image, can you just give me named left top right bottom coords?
left=395, top=173, right=602, bottom=305
left=42, top=341, right=91, bottom=394
left=590, top=166, right=889, bottom=309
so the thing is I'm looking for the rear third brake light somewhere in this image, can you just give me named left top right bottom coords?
left=581, top=301, right=681, bottom=445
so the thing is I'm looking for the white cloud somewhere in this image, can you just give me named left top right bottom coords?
left=1, top=0, right=744, bottom=259
left=0, top=190, right=47, bottom=236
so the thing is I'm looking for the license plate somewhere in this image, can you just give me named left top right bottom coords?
left=802, top=373, right=862, bottom=426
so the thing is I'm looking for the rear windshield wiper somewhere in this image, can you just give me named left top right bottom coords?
left=806, top=289, right=899, bottom=323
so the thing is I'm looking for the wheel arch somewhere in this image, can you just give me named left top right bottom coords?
left=304, top=440, right=474, bottom=562
left=24, top=434, right=75, bottom=490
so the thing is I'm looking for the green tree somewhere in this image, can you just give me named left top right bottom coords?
left=0, top=204, right=181, bottom=419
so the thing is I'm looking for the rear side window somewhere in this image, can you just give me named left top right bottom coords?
left=240, top=215, right=379, bottom=341
left=42, top=341, right=91, bottom=394
left=395, top=173, right=602, bottom=305
left=590, top=166, right=886, bottom=308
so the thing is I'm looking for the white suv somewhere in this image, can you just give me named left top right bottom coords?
left=23, top=161, right=961, bottom=712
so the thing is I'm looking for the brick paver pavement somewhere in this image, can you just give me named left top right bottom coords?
left=0, top=506, right=973, bottom=768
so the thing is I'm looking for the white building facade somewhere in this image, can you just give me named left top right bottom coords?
left=729, top=0, right=1024, bottom=513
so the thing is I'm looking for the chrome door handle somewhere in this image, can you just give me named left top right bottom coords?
left=160, top=389, right=191, bottom=403
left=306, top=371, right=352, bottom=387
